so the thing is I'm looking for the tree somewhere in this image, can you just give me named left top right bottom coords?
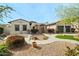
left=56, top=4, right=79, bottom=36
left=0, top=5, right=14, bottom=22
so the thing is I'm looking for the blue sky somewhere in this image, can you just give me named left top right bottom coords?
left=0, top=3, right=69, bottom=24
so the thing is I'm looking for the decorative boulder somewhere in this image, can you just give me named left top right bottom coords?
left=32, top=37, right=39, bottom=40
left=5, top=35, right=26, bottom=49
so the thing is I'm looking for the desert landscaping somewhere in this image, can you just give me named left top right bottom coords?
left=0, top=3, right=79, bottom=56
left=0, top=34, right=78, bottom=56
left=11, top=41, right=76, bottom=56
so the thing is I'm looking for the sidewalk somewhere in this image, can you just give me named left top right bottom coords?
left=25, top=34, right=79, bottom=45
left=25, top=34, right=57, bottom=44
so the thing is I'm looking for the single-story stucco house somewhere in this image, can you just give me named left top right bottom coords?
left=0, top=19, right=77, bottom=35
left=0, top=19, right=38, bottom=35
left=47, top=20, right=76, bottom=33
left=0, top=19, right=48, bottom=35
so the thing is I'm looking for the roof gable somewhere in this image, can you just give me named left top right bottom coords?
left=8, top=19, right=39, bottom=24
left=8, top=19, right=29, bottom=23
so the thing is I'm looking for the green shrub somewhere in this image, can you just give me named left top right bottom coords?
left=31, top=28, right=39, bottom=34
left=0, top=44, right=12, bottom=56
left=71, top=28, right=75, bottom=33
left=5, top=35, right=25, bottom=49
left=47, top=29, right=54, bottom=33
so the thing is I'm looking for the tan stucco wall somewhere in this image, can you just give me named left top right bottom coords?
left=4, top=20, right=39, bottom=35
left=47, top=25, right=56, bottom=30
left=4, top=24, right=10, bottom=35
left=47, top=21, right=74, bottom=33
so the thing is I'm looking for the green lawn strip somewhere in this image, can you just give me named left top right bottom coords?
left=55, top=35, right=79, bottom=41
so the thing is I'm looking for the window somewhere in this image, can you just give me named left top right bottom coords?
left=23, top=25, right=27, bottom=31
left=57, top=26, right=64, bottom=33
left=65, top=26, right=71, bottom=33
left=15, top=25, right=19, bottom=31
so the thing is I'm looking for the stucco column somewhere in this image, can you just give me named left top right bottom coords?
left=64, top=26, right=66, bottom=33
left=20, top=25, right=22, bottom=34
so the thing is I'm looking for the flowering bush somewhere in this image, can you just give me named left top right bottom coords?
left=5, top=35, right=25, bottom=49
